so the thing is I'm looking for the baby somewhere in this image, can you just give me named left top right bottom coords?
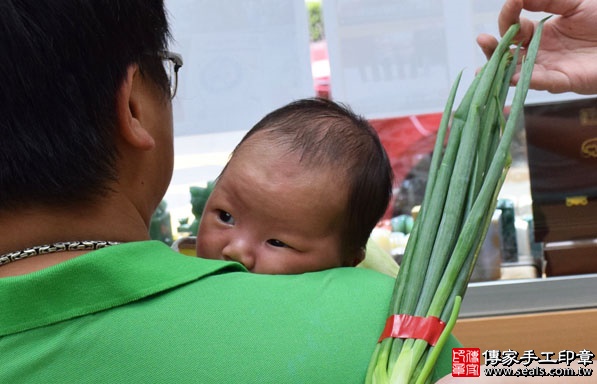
left=193, top=97, right=394, bottom=274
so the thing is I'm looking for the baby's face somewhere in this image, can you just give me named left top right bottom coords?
left=196, top=138, right=359, bottom=274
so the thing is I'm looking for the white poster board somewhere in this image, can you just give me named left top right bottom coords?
left=323, top=0, right=582, bottom=119
left=166, top=0, right=315, bottom=136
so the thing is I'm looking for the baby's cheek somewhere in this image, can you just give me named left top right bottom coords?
left=195, top=236, right=211, bottom=259
left=198, top=232, right=228, bottom=261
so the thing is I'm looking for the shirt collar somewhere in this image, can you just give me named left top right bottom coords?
left=0, top=240, right=244, bottom=336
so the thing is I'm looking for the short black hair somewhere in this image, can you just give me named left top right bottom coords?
left=233, top=97, right=394, bottom=255
left=0, top=0, right=170, bottom=210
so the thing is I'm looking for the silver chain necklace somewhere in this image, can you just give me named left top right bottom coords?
left=0, top=240, right=120, bottom=266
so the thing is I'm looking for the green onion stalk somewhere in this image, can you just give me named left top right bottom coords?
left=365, top=18, right=548, bottom=384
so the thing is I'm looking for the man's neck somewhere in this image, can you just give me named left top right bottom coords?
left=0, top=249, right=93, bottom=277
left=0, top=195, right=151, bottom=277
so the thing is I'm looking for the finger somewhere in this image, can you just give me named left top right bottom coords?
left=515, top=17, right=536, bottom=47
left=504, top=0, right=583, bottom=46
left=510, top=71, right=521, bottom=87
left=497, top=0, right=535, bottom=47
left=521, top=0, right=583, bottom=15
left=476, top=34, right=499, bottom=60
left=498, top=0, right=536, bottom=48
left=498, top=0, right=523, bottom=36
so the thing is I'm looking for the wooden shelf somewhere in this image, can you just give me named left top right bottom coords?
left=455, top=273, right=597, bottom=354
left=454, top=308, right=597, bottom=354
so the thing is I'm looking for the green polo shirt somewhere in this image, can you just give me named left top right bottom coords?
left=0, top=241, right=458, bottom=383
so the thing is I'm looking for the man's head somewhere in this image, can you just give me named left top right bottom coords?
left=0, top=0, right=172, bottom=213
left=196, top=98, right=393, bottom=274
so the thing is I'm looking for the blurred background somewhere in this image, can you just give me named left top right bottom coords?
left=154, top=0, right=597, bottom=283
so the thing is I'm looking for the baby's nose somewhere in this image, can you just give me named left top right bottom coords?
left=222, top=239, right=255, bottom=271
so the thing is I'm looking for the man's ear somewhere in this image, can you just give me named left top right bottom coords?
left=115, top=64, right=155, bottom=150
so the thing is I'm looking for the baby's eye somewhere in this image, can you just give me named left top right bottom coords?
left=217, top=210, right=235, bottom=225
left=267, top=239, right=289, bottom=248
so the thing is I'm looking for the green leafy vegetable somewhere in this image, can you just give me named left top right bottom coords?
left=365, top=18, right=548, bottom=384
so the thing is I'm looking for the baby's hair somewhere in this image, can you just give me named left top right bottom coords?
left=232, top=97, right=394, bottom=256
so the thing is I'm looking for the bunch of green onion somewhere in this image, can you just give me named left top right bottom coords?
left=365, top=19, right=547, bottom=384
